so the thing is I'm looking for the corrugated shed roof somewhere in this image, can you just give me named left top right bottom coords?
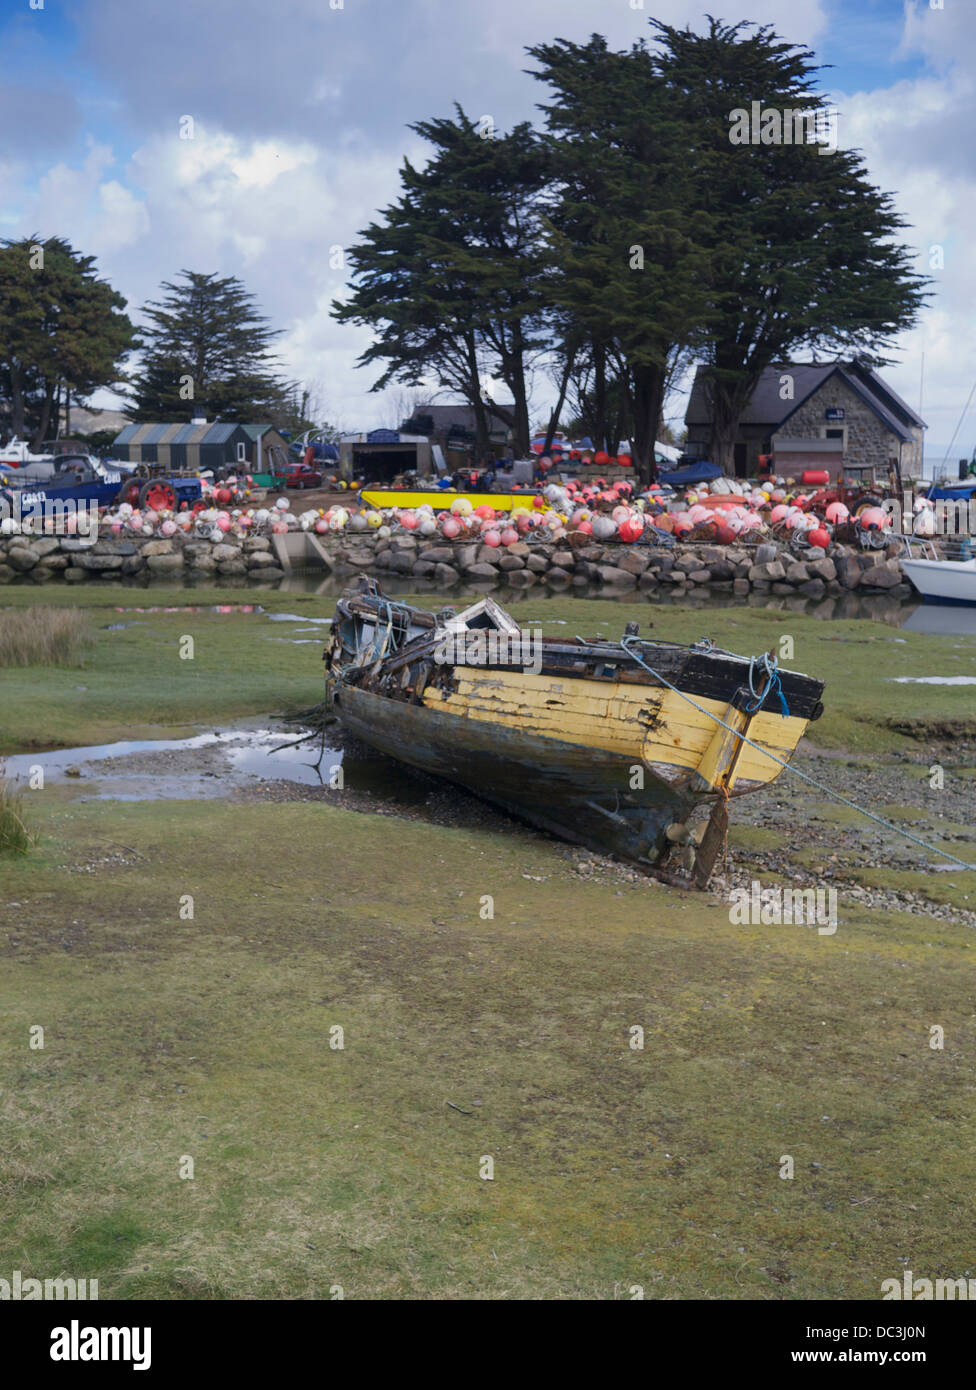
left=130, top=424, right=156, bottom=446
left=202, top=423, right=239, bottom=444
left=142, top=423, right=172, bottom=444
left=113, top=424, right=140, bottom=445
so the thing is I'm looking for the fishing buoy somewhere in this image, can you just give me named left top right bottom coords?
left=859, top=506, right=888, bottom=531
left=807, top=526, right=830, bottom=549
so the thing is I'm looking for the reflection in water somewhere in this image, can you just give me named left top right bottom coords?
left=901, top=603, right=976, bottom=638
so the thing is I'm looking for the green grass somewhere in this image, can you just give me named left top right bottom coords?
left=3, top=584, right=976, bottom=1298
left=2, top=795, right=975, bottom=1300
left=2, top=584, right=975, bottom=756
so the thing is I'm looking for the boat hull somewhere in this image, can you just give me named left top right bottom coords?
left=901, top=557, right=976, bottom=605
left=334, top=683, right=690, bottom=866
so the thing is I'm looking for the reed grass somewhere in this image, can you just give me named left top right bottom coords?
left=0, top=606, right=92, bottom=668
left=0, top=775, right=35, bottom=854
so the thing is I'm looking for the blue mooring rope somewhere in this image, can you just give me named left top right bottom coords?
left=618, top=635, right=975, bottom=873
left=746, top=651, right=790, bottom=718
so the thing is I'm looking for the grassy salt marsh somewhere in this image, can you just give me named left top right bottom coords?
left=1, top=584, right=975, bottom=1299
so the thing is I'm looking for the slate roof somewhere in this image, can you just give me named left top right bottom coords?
left=685, top=361, right=925, bottom=443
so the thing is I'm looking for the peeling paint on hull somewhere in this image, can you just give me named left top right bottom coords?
left=336, top=683, right=692, bottom=866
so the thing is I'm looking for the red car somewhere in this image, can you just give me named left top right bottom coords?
left=285, top=462, right=323, bottom=489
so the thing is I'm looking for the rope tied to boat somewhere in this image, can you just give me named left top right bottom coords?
left=747, top=651, right=790, bottom=718
left=619, top=635, right=975, bottom=873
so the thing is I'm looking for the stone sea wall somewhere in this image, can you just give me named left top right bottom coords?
left=0, top=527, right=912, bottom=598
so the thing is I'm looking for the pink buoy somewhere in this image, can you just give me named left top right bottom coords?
left=500, top=527, right=518, bottom=546
left=442, top=517, right=461, bottom=539
left=483, top=529, right=501, bottom=547
left=825, top=501, right=849, bottom=524
left=859, top=506, right=888, bottom=531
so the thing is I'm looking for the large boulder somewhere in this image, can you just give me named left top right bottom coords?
left=617, top=550, right=649, bottom=577
left=211, top=543, right=242, bottom=563
left=72, top=552, right=123, bottom=570
left=419, top=545, right=456, bottom=565
left=7, top=545, right=39, bottom=571
left=860, top=559, right=902, bottom=589
left=597, top=565, right=637, bottom=587
left=146, top=552, right=184, bottom=573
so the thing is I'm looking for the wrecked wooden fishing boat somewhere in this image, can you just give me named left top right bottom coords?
left=325, top=580, right=825, bottom=886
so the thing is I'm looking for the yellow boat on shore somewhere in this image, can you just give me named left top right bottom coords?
left=360, top=488, right=546, bottom=512
left=326, top=583, right=826, bottom=887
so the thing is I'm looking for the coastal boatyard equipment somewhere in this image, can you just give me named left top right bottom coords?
left=325, top=580, right=826, bottom=888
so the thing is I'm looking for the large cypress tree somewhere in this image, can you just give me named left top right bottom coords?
left=126, top=270, right=285, bottom=422
left=0, top=236, right=134, bottom=447
left=528, top=36, right=714, bottom=482
left=332, top=107, right=550, bottom=456
left=648, top=17, right=928, bottom=471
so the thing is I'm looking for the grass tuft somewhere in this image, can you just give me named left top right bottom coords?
left=0, top=776, right=36, bottom=854
left=0, top=606, right=93, bottom=668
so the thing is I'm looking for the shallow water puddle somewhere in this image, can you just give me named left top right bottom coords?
left=2, top=728, right=341, bottom=799
left=1, top=724, right=426, bottom=805
left=888, top=676, right=976, bottom=685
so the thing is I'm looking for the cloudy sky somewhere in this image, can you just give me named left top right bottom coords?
left=0, top=0, right=971, bottom=468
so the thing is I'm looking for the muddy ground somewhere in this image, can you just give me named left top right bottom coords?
left=24, top=719, right=976, bottom=930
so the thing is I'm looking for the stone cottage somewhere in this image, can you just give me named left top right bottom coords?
left=685, top=360, right=925, bottom=481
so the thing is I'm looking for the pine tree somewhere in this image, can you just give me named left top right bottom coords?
left=127, top=270, right=284, bottom=422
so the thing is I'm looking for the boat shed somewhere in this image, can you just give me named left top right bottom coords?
left=112, top=421, right=289, bottom=473
left=338, top=431, right=433, bottom=483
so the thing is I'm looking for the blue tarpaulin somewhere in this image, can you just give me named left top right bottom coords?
left=928, top=481, right=976, bottom=502
left=658, top=460, right=723, bottom=488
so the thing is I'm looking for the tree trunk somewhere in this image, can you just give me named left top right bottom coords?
left=462, top=333, right=490, bottom=451
left=593, top=340, right=608, bottom=451
left=10, top=363, right=25, bottom=439
left=32, top=382, right=56, bottom=451
left=705, top=372, right=755, bottom=475
left=507, top=349, right=530, bottom=457
left=544, top=353, right=574, bottom=455
left=630, top=362, right=663, bottom=488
